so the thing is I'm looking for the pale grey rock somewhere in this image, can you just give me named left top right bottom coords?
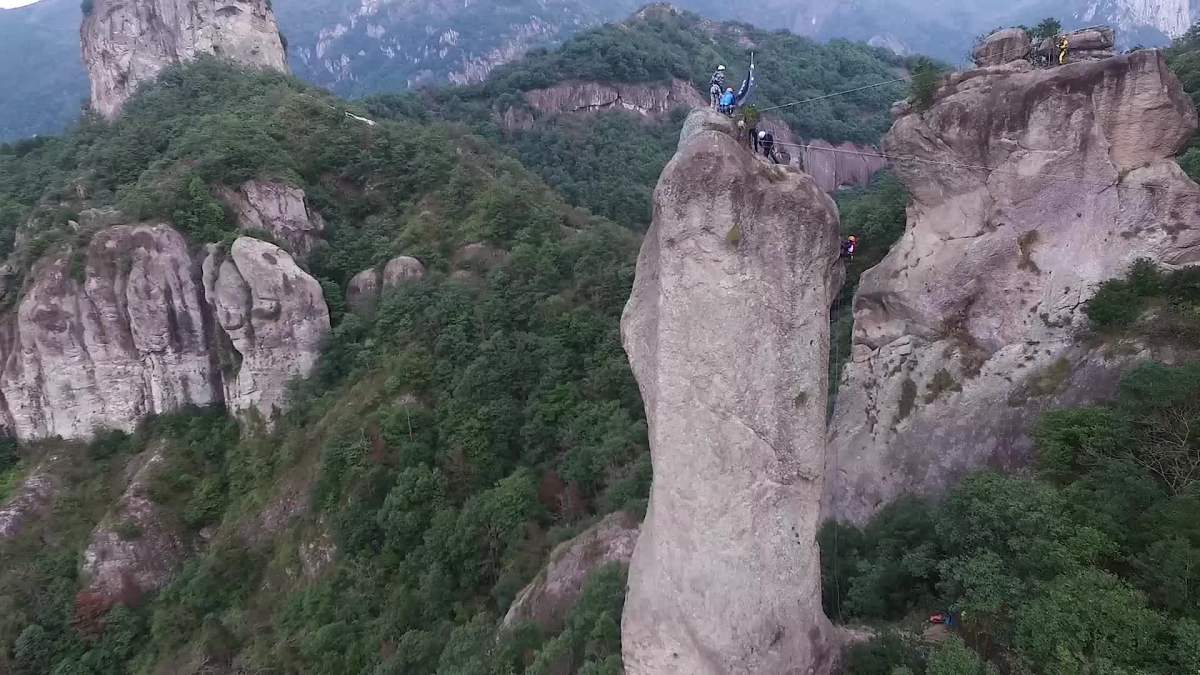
left=345, top=256, right=425, bottom=316
left=0, top=224, right=218, bottom=440
left=501, top=79, right=704, bottom=130
left=973, top=28, right=1031, bottom=66
left=826, top=50, right=1200, bottom=524
left=203, top=237, right=330, bottom=423
left=346, top=268, right=382, bottom=317
left=80, top=447, right=188, bottom=604
left=621, top=109, right=841, bottom=675
left=382, top=255, right=425, bottom=287
left=0, top=460, right=60, bottom=540
left=503, top=511, right=639, bottom=633
left=81, top=0, right=288, bottom=119
left=217, top=180, right=326, bottom=259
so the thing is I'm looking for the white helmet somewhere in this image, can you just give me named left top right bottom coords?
left=717, top=65, right=726, bottom=71
left=758, top=131, right=767, bottom=139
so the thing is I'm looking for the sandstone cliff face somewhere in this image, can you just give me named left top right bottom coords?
left=769, top=123, right=889, bottom=193
left=81, top=0, right=288, bottom=119
left=500, top=79, right=704, bottom=130
left=0, top=224, right=218, bottom=440
left=203, top=237, right=330, bottom=422
left=621, top=109, right=841, bottom=674
left=217, top=181, right=326, bottom=260
left=502, top=511, right=638, bottom=633
left=826, top=50, right=1200, bottom=524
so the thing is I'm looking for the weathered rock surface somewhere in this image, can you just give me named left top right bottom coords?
left=81, top=0, right=288, bottom=119
left=80, top=447, right=187, bottom=604
left=217, top=180, right=326, bottom=259
left=973, top=28, right=1031, bottom=66
left=0, top=223, right=331, bottom=441
left=0, top=224, right=218, bottom=440
left=502, top=511, right=639, bottom=633
left=621, top=109, right=842, bottom=674
left=826, top=50, right=1200, bottom=524
left=345, top=255, right=425, bottom=316
left=346, top=268, right=383, bottom=317
left=0, top=460, right=60, bottom=540
left=501, top=79, right=704, bottom=130
left=203, top=237, right=331, bottom=422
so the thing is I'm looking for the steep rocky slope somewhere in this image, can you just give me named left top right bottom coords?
left=826, top=49, right=1200, bottom=523
left=81, top=0, right=287, bottom=118
left=621, top=109, right=842, bottom=673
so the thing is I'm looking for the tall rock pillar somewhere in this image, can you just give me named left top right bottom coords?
left=620, top=110, right=842, bottom=674
left=81, top=0, right=288, bottom=119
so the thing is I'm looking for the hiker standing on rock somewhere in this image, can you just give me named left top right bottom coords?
left=710, top=65, right=726, bottom=109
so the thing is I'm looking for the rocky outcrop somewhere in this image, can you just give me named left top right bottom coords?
left=826, top=50, right=1200, bottom=524
left=502, top=511, right=639, bottom=633
left=1036, top=26, right=1118, bottom=64
left=0, top=223, right=329, bottom=441
left=0, top=224, right=219, bottom=440
left=345, top=255, right=425, bottom=316
left=973, top=28, right=1031, bottom=67
left=501, top=79, right=704, bottom=130
left=0, top=460, right=60, bottom=541
left=79, top=447, right=187, bottom=605
left=621, top=110, right=842, bottom=674
left=81, top=0, right=288, bottom=119
left=216, top=181, right=326, bottom=259
left=203, top=237, right=330, bottom=422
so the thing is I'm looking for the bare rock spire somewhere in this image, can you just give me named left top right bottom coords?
left=620, top=109, right=843, bottom=674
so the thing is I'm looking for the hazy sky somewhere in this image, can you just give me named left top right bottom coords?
left=0, top=0, right=40, bottom=8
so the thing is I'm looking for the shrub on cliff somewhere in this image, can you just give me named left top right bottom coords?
left=822, top=361, right=1200, bottom=673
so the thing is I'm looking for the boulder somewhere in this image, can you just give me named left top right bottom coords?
left=972, top=28, right=1031, bottom=67
left=203, top=237, right=331, bottom=423
left=382, top=256, right=425, bottom=287
left=502, top=511, right=639, bottom=633
left=217, top=181, right=326, bottom=259
left=620, top=109, right=842, bottom=674
left=81, top=0, right=288, bottom=119
left=826, top=50, right=1200, bottom=524
left=346, top=268, right=382, bottom=317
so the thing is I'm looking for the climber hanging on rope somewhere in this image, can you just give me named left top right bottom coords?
left=711, top=65, right=727, bottom=109
left=841, top=235, right=858, bottom=259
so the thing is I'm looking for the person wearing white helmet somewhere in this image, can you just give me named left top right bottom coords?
left=758, top=129, right=776, bottom=163
left=710, top=64, right=727, bottom=109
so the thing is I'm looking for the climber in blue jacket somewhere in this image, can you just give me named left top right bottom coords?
left=719, top=88, right=736, bottom=116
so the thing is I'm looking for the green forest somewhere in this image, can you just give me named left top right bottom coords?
left=1, top=7, right=1200, bottom=675
left=0, top=58, right=644, bottom=673
left=366, top=6, right=909, bottom=229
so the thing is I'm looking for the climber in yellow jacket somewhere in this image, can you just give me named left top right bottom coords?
left=1058, top=36, right=1070, bottom=65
